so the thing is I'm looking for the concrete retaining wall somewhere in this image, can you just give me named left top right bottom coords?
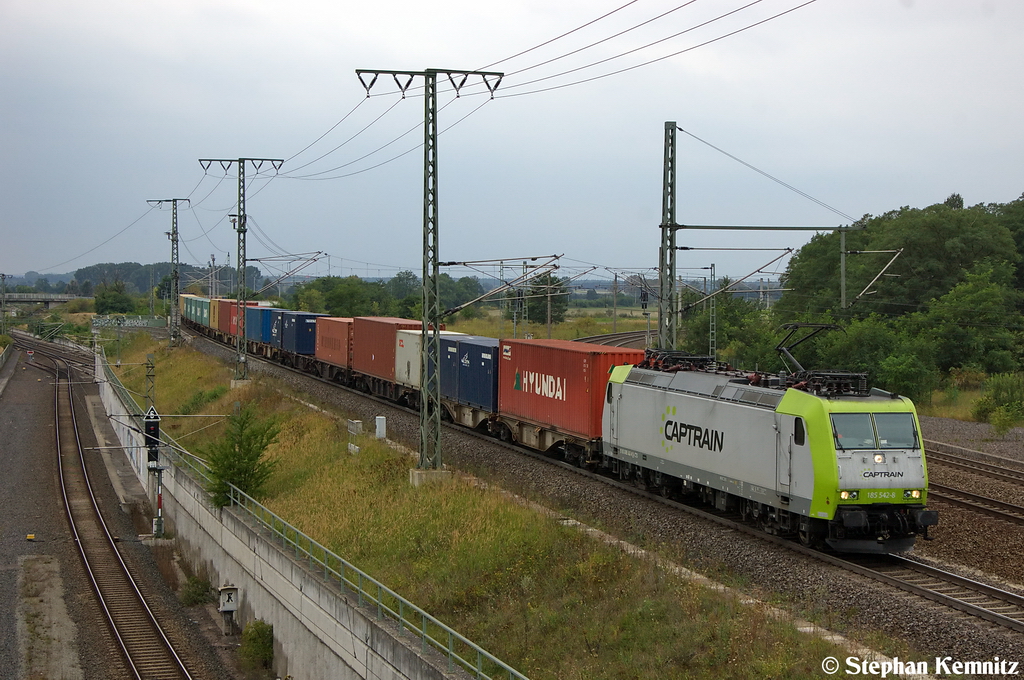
left=94, top=353, right=468, bottom=680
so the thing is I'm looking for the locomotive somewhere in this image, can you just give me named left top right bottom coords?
left=601, top=347, right=938, bottom=553
left=178, top=295, right=937, bottom=553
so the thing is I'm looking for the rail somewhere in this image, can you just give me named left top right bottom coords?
left=99, top=348, right=528, bottom=680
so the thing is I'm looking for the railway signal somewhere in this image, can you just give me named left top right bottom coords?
left=144, top=406, right=160, bottom=462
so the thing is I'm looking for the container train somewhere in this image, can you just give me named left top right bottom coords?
left=179, top=294, right=937, bottom=553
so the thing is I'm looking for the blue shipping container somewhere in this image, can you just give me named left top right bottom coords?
left=246, top=307, right=283, bottom=344
left=282, top=312, right=324, bottom=355
left=245, top=306, right=262, bottom=342
left=440, top=336, right=462, bottom=401
left=269, top=310, right=286, bottom=348
left=454, top=336, right=500, bottom=412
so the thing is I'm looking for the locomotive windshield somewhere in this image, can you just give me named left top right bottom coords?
left=831, top=412, right=917, bottom=450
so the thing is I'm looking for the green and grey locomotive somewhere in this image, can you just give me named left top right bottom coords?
left=601, top=352, right=938, bottom=553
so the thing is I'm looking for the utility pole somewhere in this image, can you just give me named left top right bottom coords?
left=356, top=68, right=502, bottom=473
left=210, top=254, right=217, bottom=299
left=708, top=264, right=716, bottom=361
left=658, top=122, right=861, bottom=338
left=0, top=273, right=7, bottom=337
left=145, top=353, right=155, bottom=411
left=148, top=199, right=189, bottom=347
left=658, top=122, right=678, bottom=350
left=612, top=273, right=618, bottom=333
left=198, top=158, right=284, bottom=381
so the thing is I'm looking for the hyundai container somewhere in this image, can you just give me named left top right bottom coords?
left=497, top=339, right=644, bottom=440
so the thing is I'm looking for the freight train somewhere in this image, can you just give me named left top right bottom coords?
left=178, top=294, right=937, bottom=553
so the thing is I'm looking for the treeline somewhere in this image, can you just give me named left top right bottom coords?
left=677, top=192, right=1024, bottom=403
left=289, top=271, right=487, bottom=319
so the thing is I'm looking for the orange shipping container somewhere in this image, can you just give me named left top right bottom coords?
left=351, top=317, right=422, bottom=381
left=315, top=317, right=355, bottom=368
left=498, top=339, right=644, bottom=440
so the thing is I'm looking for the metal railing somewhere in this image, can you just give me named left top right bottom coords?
left=99, top=350, right=529, bottom=680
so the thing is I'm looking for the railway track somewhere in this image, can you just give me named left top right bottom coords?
left=574, top=330, right=650, bottom=348
left=925, top=448, right=1024, bottom=485
left=181, top=326, right=1024, bottom=636
left=46, top=349, right=195, bottom=679
left=840, top=554, right=1024, bottom=633
left=928, top=484, right=1024, bottom=526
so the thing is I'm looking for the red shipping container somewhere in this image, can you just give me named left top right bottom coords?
left=498, top=339, right=644, bottom=440
left=216, top=299, right=234, bottom=335
left=315, top=317, right=355, bottom=368
left=351, top=317, right=422, bottom=381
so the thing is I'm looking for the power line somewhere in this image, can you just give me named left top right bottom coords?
left=284, top=98, right=492, bottom=182
left=285, top=97, right=368, bottom=164
left=37, top=205, right=157, bottom=273
left=497, top=0, right=702, bottom=80
left=676, top=126, right=856, bottom=222
left=476, top=0, right=643, bottom=70
left=497, top=0, right=817, bottom=98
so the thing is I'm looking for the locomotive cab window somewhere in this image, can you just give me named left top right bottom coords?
left=831, top=412, right=917, bottom=450
left=793, top=417, right=805, bottom=446
left=873, top=413, right=918, bottom=449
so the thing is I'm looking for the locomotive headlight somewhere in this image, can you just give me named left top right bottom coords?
left=840, top=490, right=859, bottom=500
left=873, top=453, right=886, bottom=464
left=904, top=489, right=922, bottom=499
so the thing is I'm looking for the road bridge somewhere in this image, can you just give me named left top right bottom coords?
left=2, top=293, right=89, bottom=309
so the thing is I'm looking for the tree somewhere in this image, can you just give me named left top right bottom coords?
left=321, top=276, right=392, bottom=317
left=204, top=405, right=280, bottom=507
left=525, top=273, right=569, bottom=325
left=297, top=288, right=326, bottom=313
left=94, top=281, right=137, bottom=314
left=908, top=263, right=1022, bottom=373
left=385, top=270, right=419, bottom=300
left=777, top=201, right=1018, bottom=319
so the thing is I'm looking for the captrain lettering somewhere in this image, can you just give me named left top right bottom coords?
left=663, top=420, right=724, bottom=452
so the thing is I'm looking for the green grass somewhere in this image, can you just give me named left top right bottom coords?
left=112, top=332, right=901, bottom=679
left=447, top=309, right=652, bottom=341
left=917, top=388, right=982, bottom=420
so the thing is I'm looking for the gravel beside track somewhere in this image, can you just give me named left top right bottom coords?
left=188, top=335, right=1024, bottom=668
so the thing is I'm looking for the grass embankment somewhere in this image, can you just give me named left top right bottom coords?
left=447, top=308, right=652, bottom=341
left=114, top=333, right=877, bottom=679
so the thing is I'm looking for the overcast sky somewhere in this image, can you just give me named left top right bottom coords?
left=2, top=0, right=1022, bottom=286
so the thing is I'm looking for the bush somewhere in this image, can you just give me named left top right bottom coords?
left=204, top=404, right=280, bottom=507
left=971, top=395, right=996, bottom=423
left=985, top=372, right=1024, bottom=405
left=179, top=576, right=216, bottom=606
left=239, top=619, right=274, bottom=674
left=989, top=404, right=1023, bottom=438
